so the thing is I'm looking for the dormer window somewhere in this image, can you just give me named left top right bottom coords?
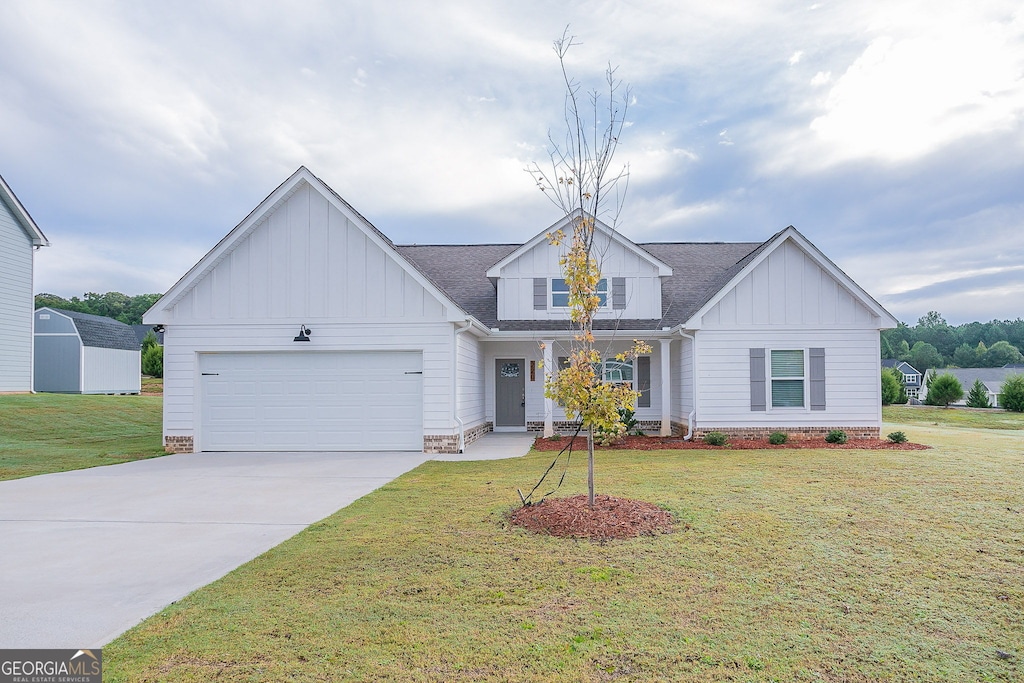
left=552, top=278, right=607, bottom=308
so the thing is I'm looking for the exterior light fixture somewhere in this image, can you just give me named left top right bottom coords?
left=293, top=325, right=312, bottom=342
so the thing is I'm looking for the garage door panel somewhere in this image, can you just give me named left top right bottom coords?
left=200, top=352, right=423, bottom=452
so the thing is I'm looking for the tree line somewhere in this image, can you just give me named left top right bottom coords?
left=882, top=311, right=1024, bottom=371
left=35, top=292, right=162, bottom=326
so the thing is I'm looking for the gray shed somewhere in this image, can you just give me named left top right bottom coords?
left=33, top=307, right=141, bottom=394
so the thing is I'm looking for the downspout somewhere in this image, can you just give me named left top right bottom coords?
left=453, top=320, right=473, bottom=453
left=678, top=329, right=697, bottom=440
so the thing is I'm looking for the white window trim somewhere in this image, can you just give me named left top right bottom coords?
left=551, top=277, right=608, bottom=309
left=768, top=347, right=808, bottom=411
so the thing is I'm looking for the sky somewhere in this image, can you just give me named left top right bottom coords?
left=1, top=0, right=1022, bottom=326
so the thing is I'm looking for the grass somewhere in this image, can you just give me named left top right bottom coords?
left=884, top=404, right=1024, bottom=430
left=0, top=393, right=165, bottom=481
left=105, top=423, right=1023, bottom=681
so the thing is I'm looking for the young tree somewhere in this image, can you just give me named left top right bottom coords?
left=881, top=368, right=903, bottom=405
left=925, top=374, right=964, bottom=407
left=1001, top=374, right=1024, bottom=412
left=528, top=29, right=649, bottom=509
left=965, top=379, right=991, bottom=408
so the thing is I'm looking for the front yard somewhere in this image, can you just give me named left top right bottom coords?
left=103, top=421, right=1023, bottom=681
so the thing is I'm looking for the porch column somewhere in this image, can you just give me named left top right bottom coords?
left=660, top=338, right=673, bottom=436
left=543, top=340, right=554, bottom=437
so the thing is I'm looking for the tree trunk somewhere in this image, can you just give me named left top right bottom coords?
left=587, top=425, right=595, bottom=509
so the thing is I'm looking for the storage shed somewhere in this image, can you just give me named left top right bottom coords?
left=33, top=308, right=141, bottom=394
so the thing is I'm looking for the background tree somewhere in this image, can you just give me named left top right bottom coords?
left=881, top=368, right=905, bottom=405
left=982, top=340, right=1023, bottom=367
left=527, top=29, right=649, bottom=509
left=925, top=374, right=964, bottom=407
left=140, top=331, right=163, bottom=378
left=881, top=315, right=1024, bottom=367
left=952, top=343, right=979, bottom=368
left=908, top=341, right=943, bottom=372
left=1000, top=375, right=1024, bottom=412
left=965, top=379, right=991, bottom=408
left=34, top=291, right=162, bottom=325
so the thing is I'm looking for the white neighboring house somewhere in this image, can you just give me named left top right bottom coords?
left=0, top=174, right=49, bottom=392
left=144, top=167, right=898, bottom=454
left=922, top=367, right=1020, bottom=408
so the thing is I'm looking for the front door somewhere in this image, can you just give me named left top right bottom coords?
left=495, top=358, right=526, bottom=428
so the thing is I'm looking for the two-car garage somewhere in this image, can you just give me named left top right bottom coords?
left=198, top=351, right=423, bottom=452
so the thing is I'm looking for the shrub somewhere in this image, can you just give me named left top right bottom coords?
left=768, top=431, right=788, bottom=445
left=887, top=431, right=908, bottom=444
left=618, top=407, right=644, bottom=436
left=142, top=343, right=163, bottom=378
left=925, top=373, right=964, bottom=407
left=881, top=368, right=902, bottom=405
left=965, top=379, right=991, bottom=409
left=1001, top=374, right=1024, bottom=412
left=703, top=431, right=728, bottom=446
left=825, top=429, right=848, bottom=444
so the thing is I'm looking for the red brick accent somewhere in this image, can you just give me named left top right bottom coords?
left=692, top=426, right=880, bottom=441
left=164, top=436, right=194, bottom=453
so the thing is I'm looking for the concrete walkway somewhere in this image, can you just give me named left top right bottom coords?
left=432, top=432, right=536, bottom=461
left=0, top=450, right=430, bottom=648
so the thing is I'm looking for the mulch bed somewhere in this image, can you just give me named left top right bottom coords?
left=510, top=494, right=677, bottom=541
left=532, top=435, right=930, bottom=451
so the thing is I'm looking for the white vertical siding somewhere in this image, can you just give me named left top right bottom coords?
left=456, top=332, right=486, bottom=426
left=161, top=322, right=454, bottom=440
left=695, top=328, right=881, bottom=428
left=495, top=234, right=663, bottom=321
left=676, top=336, right=694, bottom=419
left=0, top=200, right=34, bottom=392
left=701, top=240, right=878, bottom=328
left=81, top=347, right=141, bottom=394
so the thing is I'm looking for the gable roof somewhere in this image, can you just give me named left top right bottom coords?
left=41, top=308, right=139, bottom=351
left=484, top=212, right=673, bottom=280
left=927, top=367, right=1022, bottom=389
left=144, top=167, right=472, bottom=325
left=679, top=226, right=898, bottom=329
left=0, top=174, right=49, bottom=247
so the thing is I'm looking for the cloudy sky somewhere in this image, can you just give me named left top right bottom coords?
left=2, top=0, right=1022, bottom=325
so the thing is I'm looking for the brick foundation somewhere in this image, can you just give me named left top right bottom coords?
left=423, top=422, right=494, bottom=454
left=164, top=435, right=194, bottom=453
left=692, top=426, right=880, bottom=441
left=527, top=420, right=678, bottom=436
left=462, top=422, right=493, bottom=448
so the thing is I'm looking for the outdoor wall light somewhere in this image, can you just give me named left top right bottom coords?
left=293, top=325, right=312, bottom=342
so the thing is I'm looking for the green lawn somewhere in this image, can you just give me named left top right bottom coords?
left=0, top=394, right=165, bottom=481
left=884, top=404, right=1024, bottom=430
left=105, top=423, right=1023, bottom=681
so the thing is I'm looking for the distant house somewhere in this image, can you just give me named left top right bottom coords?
left=131, top=324, right=164, bottom=347
left=881, top=359, right=923, bottom=399
left=922, top=367, right=1020, bottom=408
left=0, top=174, right=49, bottom=392
left=33, top=308, right=141, bottom=394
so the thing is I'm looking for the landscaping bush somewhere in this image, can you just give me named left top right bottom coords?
left=768, top=431, right=788, bottom=445
left=703, top=431, right=728, bottom=446
left=887, top=431, right=908, bottom=444
left=825, top=429, right=848, bottom=444
left=881, top=368, right=905, bottom=405
left=965, top=379, right=991, bottom=409
left=925, top=373, right=963, bottom=407
left=618, top=407, right=644, bottom=436
left=1001, top=374, right=1024, bottom=412
left=141, top=343, right=163, bottom=378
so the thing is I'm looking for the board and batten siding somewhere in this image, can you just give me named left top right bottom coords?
left=701, top=240, right=878, bottom=328
left=456, top=332, right=486, bottom=427
left=495, top=234, right=662, bottom=321
left=695, top=329, right=882, bottom=429
left=81, top=347, right=141, bottom=394
left=0, top=199, right=34, bottom=392
left=166, top=182, right=448, bottom=323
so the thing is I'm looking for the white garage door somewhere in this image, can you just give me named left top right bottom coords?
left=199, top=352, right=423, bottom=451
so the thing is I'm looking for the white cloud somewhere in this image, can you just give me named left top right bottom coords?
left=788, top=50, right=804, bottom=65
left=810, top=71, right=831, bottom=86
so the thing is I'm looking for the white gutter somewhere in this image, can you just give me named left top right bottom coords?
left=678, top=329, right=697, bottom=440
left=453, top=320, right=474, bottom=452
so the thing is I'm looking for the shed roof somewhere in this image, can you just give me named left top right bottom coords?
left=47, top=309, right=140, bottom=351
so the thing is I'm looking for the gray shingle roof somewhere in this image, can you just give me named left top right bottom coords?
left=396, top=239, right=765, bottom=330
left=51, top=309, right=140, bottom=351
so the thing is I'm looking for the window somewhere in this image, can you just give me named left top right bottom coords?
left=770, top=349, right=805, bottom=408
left=551, top=278, right=607, bottom=308
left=903, top=373, right=917, bottom=384
left=603, top=359, right=633, bottom=384
left=557, top=355, right=651, bottom=409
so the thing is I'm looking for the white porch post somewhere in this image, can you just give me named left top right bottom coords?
left=660, top=338, right=673, bottom=436
left=543, top=339, right=554, bottom=437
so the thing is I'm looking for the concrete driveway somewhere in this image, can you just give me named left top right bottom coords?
left=0, top=450, right=430, bottom=648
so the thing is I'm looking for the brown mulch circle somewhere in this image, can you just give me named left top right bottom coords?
left=510, top=494, right=677, bottom=541
left=532, top=435, right=930, bottom=451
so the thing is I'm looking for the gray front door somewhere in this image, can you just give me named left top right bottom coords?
left=495, top=358, right=526, bottom=427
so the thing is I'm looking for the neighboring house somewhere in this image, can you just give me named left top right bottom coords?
left=922, top=367, right=1020, bottom=408
left=131, top=324, right=164, bottom=347
left=0, top=174, right=49, bottom=392
left=33, top=308, right=141, bottom=394
left=881, top=359, right=923, bottom=399
left=144, top=167, right=897, bottom=454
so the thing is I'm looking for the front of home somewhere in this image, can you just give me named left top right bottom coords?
left=144, top=167, right=896, bottom=454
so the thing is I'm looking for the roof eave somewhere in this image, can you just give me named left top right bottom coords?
left=0, top=174, right=49, bottom=247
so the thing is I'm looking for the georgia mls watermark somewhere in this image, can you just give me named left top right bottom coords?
left=0, top=650, right=101, bottom=683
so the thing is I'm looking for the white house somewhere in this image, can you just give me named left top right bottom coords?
left=144, top=167, right=897, bottom=454
left=0, top=174, right=49, bottom=393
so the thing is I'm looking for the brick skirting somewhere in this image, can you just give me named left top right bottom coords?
left=692, top=426, right=880, bottom=441
left=164, top=436, right=194, bottom=453
left=423, top=422, right=494, bottom=454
